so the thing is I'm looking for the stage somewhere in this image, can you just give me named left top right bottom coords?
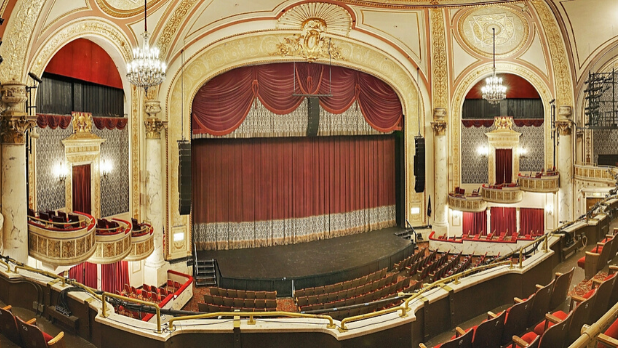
left=197, top=226, right=415, bottom=297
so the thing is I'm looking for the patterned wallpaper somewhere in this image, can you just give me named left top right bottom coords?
left=460, top=123, right=544, bottom=183
left=35, top=125, right=129, bottom=217
left=593, top=129, right=618, bottom=164
left=94, top=127, right=129, bottom=217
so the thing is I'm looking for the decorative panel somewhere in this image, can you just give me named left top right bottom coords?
left=593, top=129, right=618, bottom=165
left=36, top=126, right=72, bottom=211
left=514, top=125, right=544, bottom=172
left=93, top=127, right=129, bottom=217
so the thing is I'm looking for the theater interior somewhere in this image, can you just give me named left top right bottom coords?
left=3, top=0, right=618, bottom=347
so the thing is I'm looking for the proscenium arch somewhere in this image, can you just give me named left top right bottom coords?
left=163, top=31, right=428, bottom=254
left=451, top=63, right=554, bottom=189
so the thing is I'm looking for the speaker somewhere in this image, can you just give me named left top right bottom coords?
left=306, top=97, right=320, bottom=137
left=414, top=137, right=425, bottom=193
left=178, top=140, right=192, bottom=215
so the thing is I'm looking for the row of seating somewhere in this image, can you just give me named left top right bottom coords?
left=96, top=218, right=121, bottom=233
left=208, top=287, right=276, bottom=300
left=27, top=208, right=81, bottom=229
left=408, top=249, right=438, bottom=277
left=579, top=229, right=618, bottom=280
left=428, top=253, right=464, bottom=282
left=417, top=251, right=450, bottom=280
left=420, top=267, right=577, bottom=348
left=200, top=296, right=277, bottom=311
left=294, top=268, right=388, bottom=299
left=0, top=304, right=65, bottom=348
left=394, top=247, right=426, bottom=272
left=296, top=274, right=402, bottom=307
left=299, top=278, right=415, bottom=312
left=198, top=303, right=278, bottom=313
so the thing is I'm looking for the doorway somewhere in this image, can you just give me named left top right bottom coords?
left=72, top=164, right=91, bottom=214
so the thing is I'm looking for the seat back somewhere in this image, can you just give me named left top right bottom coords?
left=501, top=295, right=534, bottom=346
left=538, top=310, right=573, bottom=348
left=609, top=236, right=618, bottom=261
left=528, top=280, right=555, bottom=328
left=16, top=316, right=51, bottom=348
left=440, top=328, right=474, bottom=348
left=472, top=310, right=505, bottom=348
left=549, top=267, right=575, bottom=310
left=0, top=306, right=21, bottom=345
left=591, top=275, right=617, bottom=322
left=566, top=293, right=595, bottom=345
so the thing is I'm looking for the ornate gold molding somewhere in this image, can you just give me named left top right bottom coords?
left=94, top=0, right=165, bottom=18
left=276, top=3, right=352, bottom=36
left=556, top=120, right=572, bottom=136
left=275, top=20, right=344, bottom=61
left=0, top=116, right=36, bottom=144
left=145, top=118, right=167, bottom=139
left=431, top=121, right=447, bottom=136
left=430, top=9, right=448, bottom=109
left=157, top=0, right=199, bottom=58
left=494, top=116, right=514, bottom=130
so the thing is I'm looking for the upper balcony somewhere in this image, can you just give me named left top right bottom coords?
left=574, top=164, right=616, bottom=185
left=27, top=210, right=96, bottom=266
left=448, top=188, right=487, bottom=212
left=517, top=171, right=560, bottom=193
left=125, top=222, right=154, bottom=262
left=89, top=218, right=132, bottom=264
left=481, top=183, right=523, bottom=204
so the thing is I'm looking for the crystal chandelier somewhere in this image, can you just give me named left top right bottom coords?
left=126, top=0, right=166, bottom=91
left=481, top=28, right=506, bottom=104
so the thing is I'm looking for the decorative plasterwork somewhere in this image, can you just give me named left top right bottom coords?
left=431, top=121, right=447, bottom=136
left=165, top=32, right=423, bottom=257
left=145, top=118, right=167, bottom=139
left=530, top=0, right=573, bottom=107
left=94, top=0, right=165, bottom=18
left=1, top=81, right=35, bottom=144
left=447, top=195, right=487, bottom=212
left=486, top=117, right=521, bottom=184
left=518, top=175, right=559, bottom=193
left=481, top=186, right=523, bottom=203
left=156, top=0, right=199, bottom=58
left=451, top=63, right=553, bottom=189
left=458, top=5, right=529, bottom=57
left=556, top=120, right=572, bottom=136
left=494, top=115, right=514, bottom=130
left=276, top=2, right=352, bottom=36
left=131, top=87, right=140, bottom=220
left=90, top=229, right=132, bottom=264
left=0, top=0, right=45, bottom=82
left=28, top=222, right=97, bottom=266
left=430, top=9, right=448, bottom=109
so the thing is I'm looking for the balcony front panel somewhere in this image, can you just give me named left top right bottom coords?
left=518, top=174, right=559, bottom=193
left=448, top=195, right=487, bottom=212
left=481, top=186, right=523, bottom=204
left=89, top=219, right=132, bottom=264
left=124, top=223, right=154, bottom=262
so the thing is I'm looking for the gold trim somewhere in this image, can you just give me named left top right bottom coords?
left=431, top=121, right=447, bottom=136
left=556, top=120, right=572, bottom=136
left=94, top=0, right=165, bottom=19
left=145, top=118, right=167, bottom=139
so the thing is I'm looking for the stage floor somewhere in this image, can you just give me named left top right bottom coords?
left=197, top=226, right=412, bottom=280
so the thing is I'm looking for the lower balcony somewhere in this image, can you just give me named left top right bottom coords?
left=481, top=184, right=523, bottom=204
left=447, top=193, right=487, bottom=212
left=89, top=218, right=133, bottom=264
left=125, top=222, right=154, bottom=262
left=518, top=172, right=559, bottom=193
left=27, top=211, right=97, bottom=266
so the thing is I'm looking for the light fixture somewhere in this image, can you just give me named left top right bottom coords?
left=481, top=27, right=506, bottom=104
left=55, top=162, right=67, bottom=183
left=477, top=145, right=489, bottom=157
left=518, top=147, right=528, bottom=158
left=126, top=0, right=166, bottom=91
left=545, top=204, right=553, bottom=215
left=101, top=160, right=113, bottom=180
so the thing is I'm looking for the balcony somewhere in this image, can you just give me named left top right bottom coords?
left=448, top=189, right=487, bottom=212
left=481, top=184, right=523, bottom=204
left=124, top=222, right=154, bottom=262
left=89, top=218, right=132, bottom=264
left=27, top=211, right=96, bottom=266
left=574, top=164, right=616, bottom=184
left=517, top=172, right=559, bottom=193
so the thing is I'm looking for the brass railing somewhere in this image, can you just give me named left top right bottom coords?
left=339, top=260, right=512, bottom=331
left=101, top=292, right=162, bottom=334
left=13, top=263, right=101, bottom=300
left=28, top=214, right=90, bottom=228
left=0, top=258, right=10, bottom=273
left=569, top=301, right=618, bottom=347
left=167, top=311, right=336, bottom=331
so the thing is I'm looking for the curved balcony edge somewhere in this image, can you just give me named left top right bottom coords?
left=124, top=223, right=154, bottom=262
left=89, top=218, right=133, bottom=265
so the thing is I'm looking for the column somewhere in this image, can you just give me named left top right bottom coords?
left=516, top=208, right=520, bottom=234
left=431, top=108, right=449, bottom=235
left=556, top=106, right=573, bottom=225
left=1, top=81, right=36, bottom=263
left=486, top=208, right=491, bottom=235
left=143, top=100, right=169, bottom=286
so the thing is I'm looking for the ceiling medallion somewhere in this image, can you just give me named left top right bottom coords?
left=276, top=18, right=343, bottom=61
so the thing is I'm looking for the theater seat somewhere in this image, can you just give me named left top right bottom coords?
left=16, top=315, right=66, bottom=348
left=419, top=327, right=473, bottom=348
left=598, top=316, right=618, bottom=347
left=578, top=238, right=614, bottom=280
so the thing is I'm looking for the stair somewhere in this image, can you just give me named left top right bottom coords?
left=395, top=229, right=413, bottom=240
left=195, top=259, right=217, bottom=287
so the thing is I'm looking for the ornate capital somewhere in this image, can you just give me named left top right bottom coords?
left=556, top=120, right=572, bottom=136
left=431, top=121, right=447, bottom=136
left=145, top=100, right=162, bottom=118
left=145, top=118, right=167, bottom=139
left=558, top=105, right=572, bottom=119
left=0, top=115, right=36, bottom=144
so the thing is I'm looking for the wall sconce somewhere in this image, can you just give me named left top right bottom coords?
left=545, top=204, right=553, bottom=215
left=55, top=162, right=67, bottom=183
left=101, top=160, right=113, bottom=180
left=518, top=147, right=528, bottom=158
left=477, top=145, right=488, bottom=157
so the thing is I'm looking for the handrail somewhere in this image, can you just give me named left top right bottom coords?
left=0, top=258, right=10, bottom=273
left=101, top=292, right=161, bottom=333
left=12, top=263, right=101, bottom=300
left=167, top=311, right=336, bottom=331
left=28, top=215, right=89, bottom=227
left=339, top=260, right=512, bottom=332
left=569, top=299, right=618, bottom=347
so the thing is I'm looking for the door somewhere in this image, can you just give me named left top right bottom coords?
left=72, top=164, right=91, bottom=214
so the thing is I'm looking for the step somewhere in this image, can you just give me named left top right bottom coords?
left=196, top=280, right=217, bottom=286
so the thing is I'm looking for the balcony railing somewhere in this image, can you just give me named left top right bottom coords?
left=124, top=222, right=154, bottom=262
left=517, top=172, right=559, bottom=193
left=481, top=184, right=523, bottom=204
left=447, top=193, right=487, bottom=212
left=574, top=164, right=616, bottom=184
left=89, top=218, right=132, bottom=264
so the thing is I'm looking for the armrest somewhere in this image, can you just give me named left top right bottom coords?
left=488, top=311, right=497, bottom=319
left=545, top=313, right=562, bottom=324
left=554, top=272, right=563, bottom=278
left=26, top=318, right=36, bottom=325
left=455, top=327, right=466, bottom=337
left=598, top=333, right=618, bottom=347
left=570, top=294, right=587, bottom=311
left=593, top=278, right=604, bottom=288
left=47, top=331, right=65, bottom=347
left=2, top=305, right=11, bottom=310
left=586, top=251, right=601, bottom=258
left=514, top=297, right=524, bottom=303
left=419, top=344, right=428, bottom=348
left=535, top=284, right=544, bottom=290
left=610, top=265, right=618, bottom=275
left=512, top=335, right=530, bottom=348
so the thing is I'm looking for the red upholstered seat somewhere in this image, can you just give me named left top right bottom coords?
left=42, top=331, right=54, bottom=343
left=578, top=246, right=604, bottom=268
left=584, top=289, right=596, bottom=299
left=600, top=317, right=618, bottom=348
left=532, top=310, right=568, bottom=335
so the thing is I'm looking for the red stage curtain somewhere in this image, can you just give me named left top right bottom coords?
left=72, top=164, right=91, bottom=214
left=520, top=208, right=544, bottom=236
left=495, top=149, right=512, bottom=184
left=192, top=136, right=396, bottom=242
left=462, top=211, right=487, bottom=236
left=192, top=63, right=403, bottom=135
left=490, top=207, right=516, bottom=235
left=101, top=261, right=128, bottom=294
left=68, top=262, right=98, bottom=288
